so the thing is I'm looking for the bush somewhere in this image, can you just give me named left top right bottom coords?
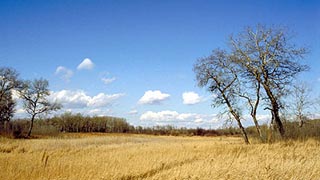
left=8, top=120, right=29, bottom=138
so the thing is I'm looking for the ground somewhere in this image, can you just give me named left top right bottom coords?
left=0, top=133, right=319, bottom=179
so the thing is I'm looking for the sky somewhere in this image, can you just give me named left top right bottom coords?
left=1, top=0, right=320, bottom=128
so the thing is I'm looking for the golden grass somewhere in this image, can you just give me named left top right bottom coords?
left=0, top=134, right=319, bottom=180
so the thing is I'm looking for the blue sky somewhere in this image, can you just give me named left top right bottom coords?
left=1, top=0, right=319, bottom=128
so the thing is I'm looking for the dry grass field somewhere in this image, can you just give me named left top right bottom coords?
left=0, top=133, right=319, bottom=180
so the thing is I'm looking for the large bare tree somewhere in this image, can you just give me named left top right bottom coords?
left=194, top=49, right=249, bottom=144
left=19, top=78, right=61, bottom=137
left=230, top=25, right=309, bottom=137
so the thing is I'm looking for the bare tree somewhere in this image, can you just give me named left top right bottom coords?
left=194, top=49, right=249, bottom=144
left=291, top=82, right=312, bottom=127
left=0, top=91, right=15, bottom=123
left=0, top=67, right=21, bottom=130
left=19, top=78, right=61, bottom=137
left=230, top=25, right=309, bottom=137
left=238, top=79, right=263, bottom=140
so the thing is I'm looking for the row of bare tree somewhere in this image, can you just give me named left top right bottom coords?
left=49, top=112, right=132, bottom=133
left=194, top=25, right=312, bottom=144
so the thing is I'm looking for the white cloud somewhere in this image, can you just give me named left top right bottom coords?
left=255, top=114, right=272, bottom=124
left=87, top=108, right=112, bottom=117
left=102, top=77, right=116, bottom=85
left=88, top=93, right=124, bottom=107
left=140, top=111, right=179, bottom=121
left=140, top=110, right=219, bottom=123
left=15, top=108, right=26, bottom=115
left=49, top=90, right=124, bottom=108
left=13, top=109, right=27, bottom=119
left=182, top=91, right=202, bottom=105
left=77, top=58, right=94, bottom=70
left=55, top=66, right=73, bottom=82
left=128, top=109, right=138, bottom=115
left=194, top=119, right=203, bottom=123
left=242, top=114, right=271, bottom=124
left=50, top=90, right=89, bottom=108
left=11, top=89, right=20, bottom=100
left=139, top=110, right=228, bottom=129
left=138, top=90, right=170, bottom=105
left=176, top=113, right=195, bottom=120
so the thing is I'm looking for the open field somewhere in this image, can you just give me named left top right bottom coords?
left=0, top=134, right=320, bottom=180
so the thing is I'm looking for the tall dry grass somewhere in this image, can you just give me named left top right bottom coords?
left=0, top=134, right=319, bottom=179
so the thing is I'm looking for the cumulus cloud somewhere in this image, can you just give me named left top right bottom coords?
left=182, top=91, right=202, bottom=105
left=241, top=114, right=271, bottom=123
left=87, top=108, right=112, bottom=117
left=55, top=66, right=73, bottom=82
left=87, top=93, right=124, bottom=107
left=140, top=110, right=219, bottom=123
left=138, top=90, right=170, bottom=105
left=49, top=90, right=124, bottom=108
left=77, top=58, right=94, bottom=70
left=50, top=90, right=89, bottom=108
left=102, top=77, right=116, bottom=85
left=140, top=111, right=179, bottom=121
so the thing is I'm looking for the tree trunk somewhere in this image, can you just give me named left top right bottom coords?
left=222, top=93, right=250, bottom=144
left=27, top=114, right=35, bottom=137
left=268, top=111, right=275, bottom=143
left=235, top=117, right=250, bottom=144
left=262, top=84, right=285, bottom=137
left=271, top=101, right=285, bottom=137
left=299, top=120, right=304, bottom=127
left=4, top=121, right=8, bottom=134
left=298, top=114, right=304, bottom=127
left=252, top=115, right=263, bottom=141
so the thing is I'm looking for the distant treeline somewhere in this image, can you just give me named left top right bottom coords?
left=134, top=125, right=242, bottom=136
left=1, top=113, right=320, bottom=141
left=1, top=113, right=132, bottom=138
left=0, top=113, right=242, bottom=138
